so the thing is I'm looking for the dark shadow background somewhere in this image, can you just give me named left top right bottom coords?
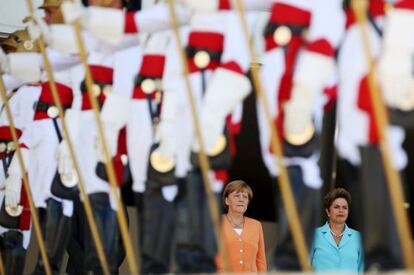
left=228, top=80, right=276, bottom=222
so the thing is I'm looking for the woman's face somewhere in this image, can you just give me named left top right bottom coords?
left=326, top=197, right=349, bottom=224
left=225, top=189, right=249, bottom=215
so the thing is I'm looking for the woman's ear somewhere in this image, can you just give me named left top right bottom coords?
left=325, top=208, right=330, bottom=217
left=225, top=197, right=229, bottom=207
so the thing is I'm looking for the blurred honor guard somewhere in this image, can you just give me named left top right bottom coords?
left=336, top=0, right=411, bottom=270
left=12, top=1, right=81, bottom=273
left=125, top=30, right=179, bottom=273
left=159, top=1, right=254, bottom=271
left=60, top=0, right=132, bottom=272
left=0, top=29, right=41, bottom=275
left=254, top=0, right=344, bottom=269
left=59, top=0, right=189, bottom=272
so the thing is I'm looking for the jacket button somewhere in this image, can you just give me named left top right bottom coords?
left=240, top=249, right=243, bottom=253
left=239, top=260, right=243, bottom=264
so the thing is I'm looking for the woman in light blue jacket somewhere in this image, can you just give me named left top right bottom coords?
left=311, top=188, right=364, bottom=273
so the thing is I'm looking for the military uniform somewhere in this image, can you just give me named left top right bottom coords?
left=336, top=0, right=412, bottom=270
left=58, top=1, right=190, bottom=272
left=8, top=3, right=82, bottom=272
left=252, top=0, right=344, bottom=269
left=123, top=31, right=180, bottom=273
left=157, top=3, right=254, bottom=271
left=0, top=29, right=41, bottom=275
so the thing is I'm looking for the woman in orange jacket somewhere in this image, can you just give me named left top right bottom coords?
left=216, top=180, right=267, bottom=273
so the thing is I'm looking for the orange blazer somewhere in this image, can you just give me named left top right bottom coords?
left=216, top=215, right=267, bottom=273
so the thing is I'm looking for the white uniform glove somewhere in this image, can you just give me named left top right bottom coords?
left=58, top=140, right=75, bottom=181
left=97, top=94, right=130, bottom=162
left=283, top=84, right=314, bottom=135
left=26, top=15, right=51, bottom=45
left=7, top=53, right=41, bottom=82
left=284, top=51, right=334, bottom=135
left=0, top=48, right=10, bottom=74
left=61, top=0, right=87, bottom=24
left=5, top=148, right=30, bottom=208
left=95, top=125, right=120, bottom=162
left=5, top=174, right=22, bottom=208
left=58, top=109, right=80, bottom=178
left=153, top=91, right=177, bottom=160
left=56, top=112, right=79, bottom=187
left=378, top=54, right=414, bottom=110
left=63, top=1, right=124, bottom=45
left=378, top=8, right=414, bottom=111
left=193, top=68, right=251, bottom=154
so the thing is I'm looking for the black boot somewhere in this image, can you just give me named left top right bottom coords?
left=84, top=193, right=124, bottom=274
left=32, top=207, right=54, bottom=275
left=46, top=199, right=72, bottom=271
left=66, top=197, right=85, bottom=275
left=175, top=172, right=217, bottom=273
left=33, top=199, right=72, bottom=274
left=141, top=182, right=176, bottom=274
left=0, top=230, right=26, bottom=275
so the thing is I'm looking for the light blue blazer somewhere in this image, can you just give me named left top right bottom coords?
left=310, top=222, right=364, bottom=273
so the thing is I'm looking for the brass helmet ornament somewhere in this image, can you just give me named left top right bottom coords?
left=1, top=29, right=39, bottom=53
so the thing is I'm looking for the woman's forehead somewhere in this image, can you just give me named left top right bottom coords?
left=332, top=198, right=348, bottom=205
left=231, top=189, right=249, bottom=194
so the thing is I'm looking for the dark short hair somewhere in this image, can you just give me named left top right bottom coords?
left=324, top=188, right=351, bottom=209
left=222, top=180, right=253, bottom=210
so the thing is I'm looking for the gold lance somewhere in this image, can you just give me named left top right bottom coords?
left=233, top=0, right=311, bottom=271
left=166, top=0, right=230, bottom=272
left=351, top=0, right=414, bottom=269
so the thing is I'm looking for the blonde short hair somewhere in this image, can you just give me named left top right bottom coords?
left=222, top=180, right=253, bottom=210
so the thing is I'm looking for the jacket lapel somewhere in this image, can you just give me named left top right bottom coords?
left=338, top=224, right=353, bottom=248
left=321, top=222, right=338, bottom=249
